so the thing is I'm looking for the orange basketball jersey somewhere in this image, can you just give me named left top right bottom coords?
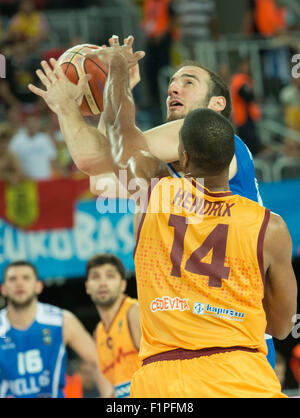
left=134, top=177, right=270, bottom=362
left=95, top=296, right=141, bottom=398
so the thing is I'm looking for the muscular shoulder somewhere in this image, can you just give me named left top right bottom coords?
left=266, top=212, right=289, bottom=244
left=264, top=212, right=292, bottom=269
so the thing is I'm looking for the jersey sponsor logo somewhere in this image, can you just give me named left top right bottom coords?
left=193, top=302, right=245, bottom=322
left=193, top=303, right=206, bottom=315
left=114, top=380, right=131, bottom=398
left=118, top=320, right=123, bottom=333
left=106, top=336, right=113, bottom=350
left=150, top=296, right=190, bottom=313
left=0, top=336, right=16, bottom=350
left=42, top=328, right=52, bottom=345
left=0, top=371, right=51, bottom=397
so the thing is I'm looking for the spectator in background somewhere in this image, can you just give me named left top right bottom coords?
left=243, top=0, right=293, bottom=98
left=0, top=122, right=24, bottom=184
left=7, top=0, right=49, bottom=51
left=2, top=39, right=42, bottom=113
left=217, top=63, right=231, bottom=86
left=9, top=114, right=61, bottom=180
left=173, top=0, right=219, bottom=60
left=230, top=57, right=263, bottom=156
left=289, top=344, right=300, bottom=389
left=64, top=358, right=101, bottom=398
left=0, top=0, right=18, bottom=17
left=275, top=350, right=287, bottom=388
left=279, top=76, right=300, bottom=158
left=45, top=113, right=74, bottom=177
left=78, top=360, right=100, bottom=398
left=0, top=16, right=5, bottom=43
left=142, top=0, right=175, bottom=121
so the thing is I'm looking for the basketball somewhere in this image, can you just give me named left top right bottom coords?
left=57, top=44, right=107, bottom=117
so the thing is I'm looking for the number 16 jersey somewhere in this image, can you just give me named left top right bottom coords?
left=134, top=177, right=270, bottom=362
left=0, top=303, right=66, bottom=398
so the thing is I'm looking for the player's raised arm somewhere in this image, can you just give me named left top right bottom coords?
left=101, top=37, right=167, bottom=188
left=28, top=59, right=114, bottom=176
left=263, top=213, right=297, bottom=339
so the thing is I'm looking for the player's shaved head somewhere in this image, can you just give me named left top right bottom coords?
left=180, top=108, right=235, bottom=174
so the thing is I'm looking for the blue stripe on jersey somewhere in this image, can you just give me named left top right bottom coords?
left=167, top=163, right=181, bottom=178
left=0, top=303, right=66, bottom=398
left=266, top=338, right=276, bottom=370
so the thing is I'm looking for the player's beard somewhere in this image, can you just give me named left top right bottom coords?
left=7, top=293, right=37, bottom=310
left=93, top=292, right=120, bottom=309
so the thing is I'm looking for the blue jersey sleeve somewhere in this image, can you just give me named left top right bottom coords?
left=229, top=135, right=262, bottom=204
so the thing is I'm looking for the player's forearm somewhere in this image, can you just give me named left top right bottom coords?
left=57, top=100, right=114, bottom=175
left=103, top=54, right=138, bottom=166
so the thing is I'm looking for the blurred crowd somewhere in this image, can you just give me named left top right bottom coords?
left=0, top=0, right=300, bottom=184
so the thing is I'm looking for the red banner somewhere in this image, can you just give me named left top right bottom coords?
left=0, top=177, right=91, bottom=231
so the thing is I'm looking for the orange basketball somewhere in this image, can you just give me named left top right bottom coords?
left=58, top=44, right=107, bottom=117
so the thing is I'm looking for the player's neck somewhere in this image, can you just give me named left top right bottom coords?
left=185, top=168, right=230, bottom=192
left=97, top=294, right=126, bottom=331
left=6, top=299, right=38, bottom=330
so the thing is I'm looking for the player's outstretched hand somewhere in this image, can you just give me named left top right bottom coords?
left=28, top=58, right=91, bottom=114
left=87, top=35, right=145, bottom=71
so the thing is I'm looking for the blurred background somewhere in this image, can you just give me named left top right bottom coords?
left=0, top=0, right=300, bottom=396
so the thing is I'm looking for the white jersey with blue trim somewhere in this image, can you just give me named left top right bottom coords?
left=0, top=302, right=66, bottom=398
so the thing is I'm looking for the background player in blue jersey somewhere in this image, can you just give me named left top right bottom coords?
left=0, top=261, right=114, bottom=398
left=28, top=35, right=274, bottom=369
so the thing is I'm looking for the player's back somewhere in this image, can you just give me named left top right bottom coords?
left=0, top=302, right=66, bottom=398
left=134, top=176, right=269, bottom=361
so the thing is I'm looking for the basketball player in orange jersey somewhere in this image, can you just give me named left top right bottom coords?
left=27, top=37, right=288, bottom=380
left=91, top=43, right=296, bottom=397
left=85, top=254, right=141, bottom=399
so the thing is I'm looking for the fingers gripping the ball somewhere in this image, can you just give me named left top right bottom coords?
left=49, top=58, right=67, bottom=80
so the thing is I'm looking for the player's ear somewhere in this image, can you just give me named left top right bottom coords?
left=182, top=150, right=189, bottom=171
left=84, top=280, right=90, bottom=295
left=0, top=284, right=7, bottom=297
left=121, top=279, right=127, bottom=293
left=208, top=96, right=226, bottom=113
left=36, top=280, right=44, bottom=296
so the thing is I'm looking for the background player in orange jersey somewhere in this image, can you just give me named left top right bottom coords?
left=90, top=41, right=296, bottom=398
left=85, top=254, right=141, bottom=399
